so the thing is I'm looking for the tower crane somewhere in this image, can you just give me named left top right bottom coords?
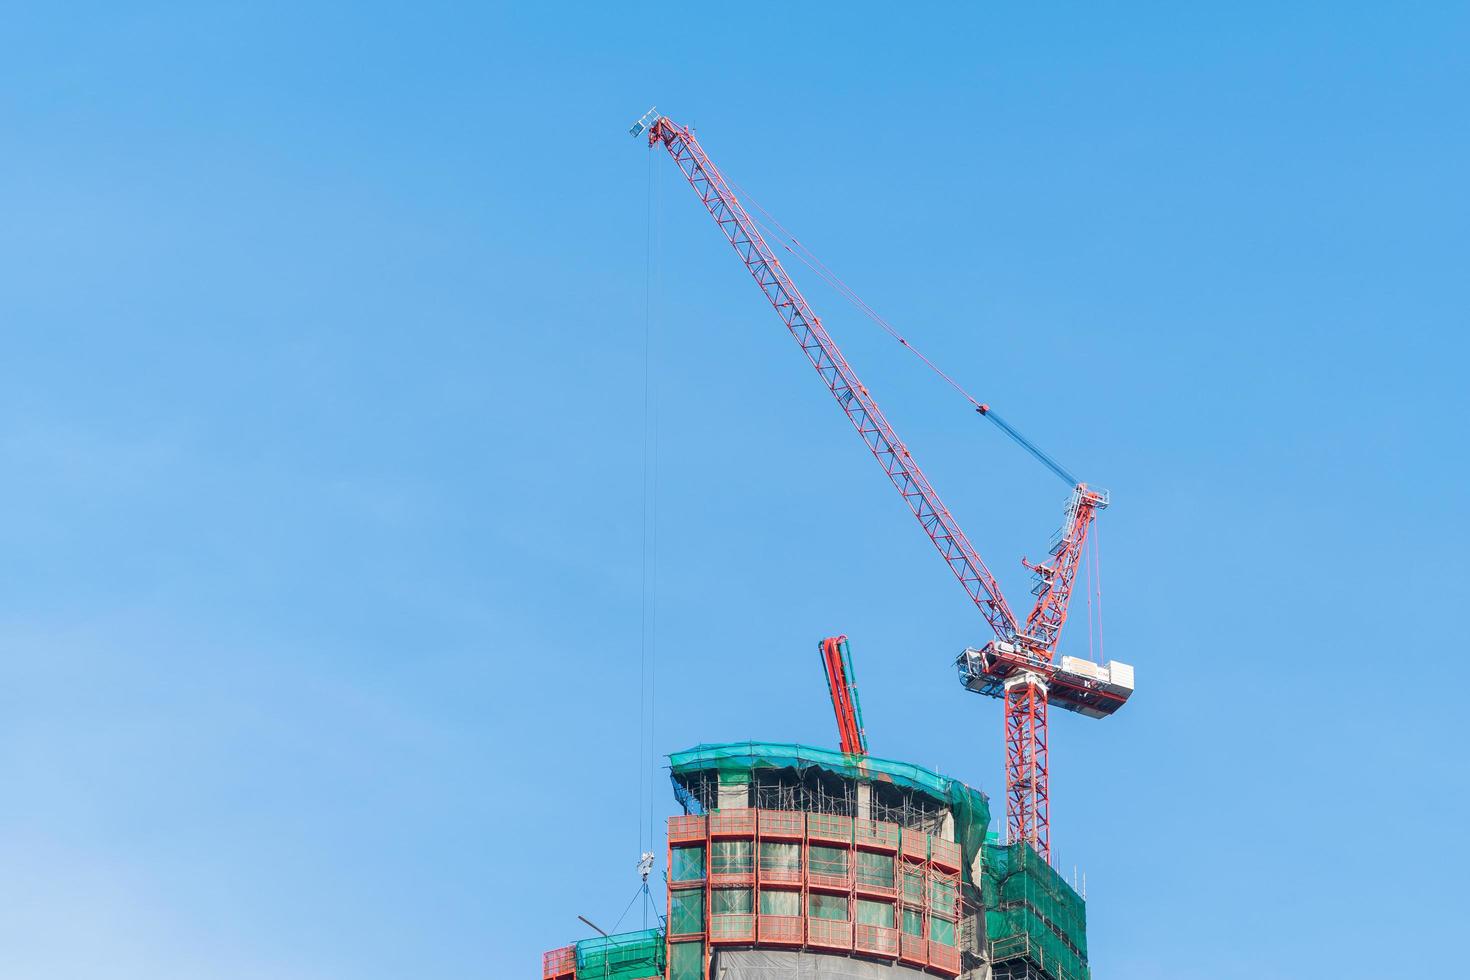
left=632, top=109, right=1133, bottom=862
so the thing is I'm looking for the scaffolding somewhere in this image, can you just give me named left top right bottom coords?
left=983, top=843, right=1088, bottom=980
left=573, top=928, right=665, bottom=980
left=752, top=768, right=855, bottom=816
left=871, top=780, right=949, bottom=838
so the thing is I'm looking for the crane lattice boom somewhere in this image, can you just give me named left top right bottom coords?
left=1024, top=485, right=1109, bottom=649
left=642, top=115, right=1020, bottom=644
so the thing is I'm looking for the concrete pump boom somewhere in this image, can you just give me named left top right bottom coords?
left=819, top=636, right=867, bottom=757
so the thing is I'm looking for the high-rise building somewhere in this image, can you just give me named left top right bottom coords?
left=542, top=742, right=1087, bottom=980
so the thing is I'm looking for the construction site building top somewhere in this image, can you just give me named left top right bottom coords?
left=668, top=741, right=990, bottom=872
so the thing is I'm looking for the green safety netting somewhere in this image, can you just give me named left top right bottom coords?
left=668, top=742, right=991, bottom=876
left=666, top=939, right=703, bottom=980
left=574, top=928, right=665, bottom=980
left=983, top=843, right=1089, bottom=980
left=669, top=890, right=704, bottom=935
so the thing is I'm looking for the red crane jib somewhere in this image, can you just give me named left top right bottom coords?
left=644, top=116, right=1020, bottom=644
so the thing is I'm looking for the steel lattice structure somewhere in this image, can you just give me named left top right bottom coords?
left=1003, top=675, right=1050, bottom=857
left=1024, top=486, right=1109, bottom=649
left=635, top=110, right=1130, bottom=862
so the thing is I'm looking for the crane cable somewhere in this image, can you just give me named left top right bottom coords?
left=1085, top=530, right=1095, bottom=663
left=637, top=147, right=662, bottom=929
left=1094, top=522, right=1105, bottom=661
left=729, top=181, right=1080, bottom=488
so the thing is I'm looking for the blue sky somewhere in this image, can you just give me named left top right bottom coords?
left=2, top=3, right=1467, bottom=977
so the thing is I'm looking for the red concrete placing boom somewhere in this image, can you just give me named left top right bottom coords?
left=819, top=635, right=867, bottom=757
left=633, top=109, right=1133, bottom=862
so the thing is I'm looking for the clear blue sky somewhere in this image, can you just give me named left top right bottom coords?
left=3, top=3, right=1466, bottom=978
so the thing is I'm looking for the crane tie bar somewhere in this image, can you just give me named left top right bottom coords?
left=735, top=183, right=1081, bottom=490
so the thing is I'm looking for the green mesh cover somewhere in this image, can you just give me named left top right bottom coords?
left=668, top=742, right=990, bottom=875
left=669, top=845, right=704, bottom=882
left=574, top=928, right=665, bottom=980
left=667, top=940, right=703, bottom=980
left=669, top=891, right=703, bottom=935
left=983, top=843, right=1089, bottom=980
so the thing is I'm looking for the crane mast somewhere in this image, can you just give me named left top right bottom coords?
left=635, top=110, right=1131, bottom=863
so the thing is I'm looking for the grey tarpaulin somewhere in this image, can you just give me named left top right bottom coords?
left=711, top=949, right=934, bottom=980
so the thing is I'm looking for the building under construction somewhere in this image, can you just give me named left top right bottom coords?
left=541, top=742, right=1088, bottom=980
left=539, top=112, right=1132, bottom=980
